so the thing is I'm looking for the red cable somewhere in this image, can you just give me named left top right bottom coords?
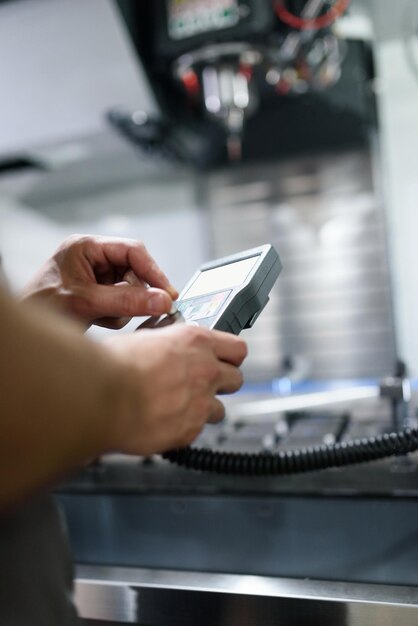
left=275, top=0, right=351, bottom=31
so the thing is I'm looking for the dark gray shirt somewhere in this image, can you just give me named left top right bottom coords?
left=0, top=494, right=79, bottom=625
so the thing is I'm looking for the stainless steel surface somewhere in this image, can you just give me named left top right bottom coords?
left=75, top=565, right=418, bottom=624
left=59, top=490, right=418, bottom=586
left=63, top=398, right=418, bottom=623
left=228, top=385, right=379, bottom=420
left=58, top=396, right=418, bottom=591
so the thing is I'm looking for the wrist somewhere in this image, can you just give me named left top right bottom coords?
left=98, top=342, right=144, bottom=454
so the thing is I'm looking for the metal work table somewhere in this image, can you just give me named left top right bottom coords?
left=75, top=565, right=418, bottom=625
left=61, top=389, right=418, bottom=624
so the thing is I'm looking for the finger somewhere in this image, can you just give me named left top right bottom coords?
left=210, top=330, right=248, bottom=367
left=82, top=284, right=173, bottom=319
left=91, top=278, right=139, bottom=328
left=123, top=270, right=146, bottom=288
left=93, top=239, right=179, bottom=299
left=207, top=398, right=226, bottom=424
left=214, top=362, right=244, bottom=395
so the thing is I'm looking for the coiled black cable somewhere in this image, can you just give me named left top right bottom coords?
left=162, top=428, right=418, bottom=476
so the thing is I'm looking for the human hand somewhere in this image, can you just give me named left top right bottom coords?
left=104, top=324, right=247, bottom=455
left=21, top=235, right=178, bottom=328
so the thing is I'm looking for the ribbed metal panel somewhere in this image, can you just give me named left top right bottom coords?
left=203, top=150, right=396, bottom=380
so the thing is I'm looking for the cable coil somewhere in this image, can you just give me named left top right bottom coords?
left=163, top=428, right=418, bottom=476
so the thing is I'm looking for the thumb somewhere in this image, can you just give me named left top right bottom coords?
left=86, top=284, right=174, bottom=318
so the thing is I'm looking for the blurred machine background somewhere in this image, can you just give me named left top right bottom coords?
left=112, top=0, right=372, bottom=165
left=0, top=0, right=418, bottom=624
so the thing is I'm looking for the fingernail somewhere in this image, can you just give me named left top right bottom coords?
left=149, top=293, right=170, bottom=314
left=124, top=270, right=137, bottom=286
left=168, top=285, right=179, bottom=299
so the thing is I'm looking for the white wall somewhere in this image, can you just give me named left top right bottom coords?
left=43, top=179, right=209, bottom=292
left=0, top=196, right=66, bottom=287
left=0, top=0, right=156, bottom=155
left=376, top=40, right=418, bottom=375
left=0, top=186, right=208, bottom=340
left=0, top=0, right=207, bottom=341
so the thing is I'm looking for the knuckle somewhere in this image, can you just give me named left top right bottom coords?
left=235, top=367, right=244, bottom=385
left=57, top=234, right=94, bottom=257
left=64, top=233, right=81, bottom=245
left=212, top=400, right=225, bottom=422
left=135, top=241, right=146, bottom=252
left=188, top=325, right=211, bottom=346
left=230, top=368, right=244, bottom=391
left=133, top=241, right=149, bottom=261
left=238, top=340, right=248, bottom=360
left=231, top=338, right=248, bottom=363
left=73, top=234, right=93, bottom=248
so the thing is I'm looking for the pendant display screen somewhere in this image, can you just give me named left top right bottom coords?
left=137, top=245, right=281, bottom=335
left=182, top=256, right=258, bottom=299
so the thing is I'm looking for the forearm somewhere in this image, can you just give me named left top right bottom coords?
left=0, top=288, right=127, bottom=509
left=0, top=263, right=247, bottom=509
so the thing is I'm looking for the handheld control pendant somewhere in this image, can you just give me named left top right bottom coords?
left=138, top=244, right=282, bottom=334
left=137, top=244, right=418, bottom=476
